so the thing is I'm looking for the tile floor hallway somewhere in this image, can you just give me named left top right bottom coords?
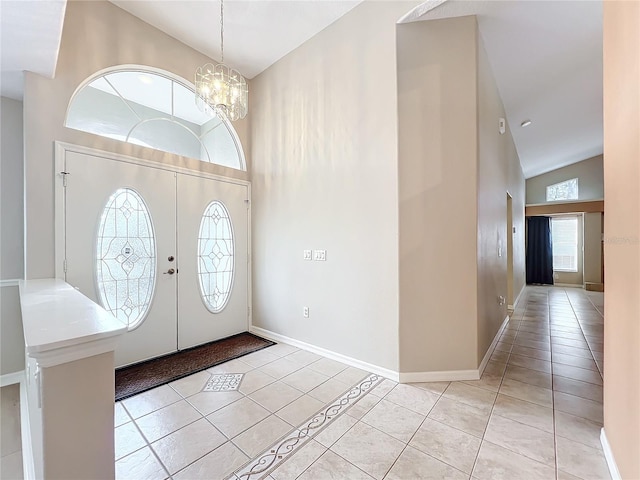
left=115, top=286, right=609, bottom=480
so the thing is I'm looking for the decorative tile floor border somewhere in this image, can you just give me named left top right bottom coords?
left=227, top=373, right=382, bottom=480
left=203, top=373, right=244, bottom=392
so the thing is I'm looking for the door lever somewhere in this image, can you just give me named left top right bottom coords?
left=163, top=268, right=175, bottom=275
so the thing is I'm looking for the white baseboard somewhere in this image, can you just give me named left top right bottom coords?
left=600, top=428, right=622, bottom=480
left=250, top=326, right=400, bottom=382
left=19, top=376, right=36, bottom=480
left=509, top=285, right=525, bottom=311
left=0, top=370, right=24, bottom=387
left=252, top=316, right=508, bottom=386
left=554, top=283, right=584, bottom=288
left=383, top=313, right=509, bottom=384
left=478, top=315, right=510, bottom=376
left=398, top=369, right=480, bottom=383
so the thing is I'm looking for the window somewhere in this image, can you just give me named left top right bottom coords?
left=66, top=67, right=246, bottom=170
left=96, top=188, right=156, bottom=329
left=197, top=201, right=235, bottom=313
left=546, top=178, right=578, bottom=201
left=551, top=216, right=579, bottom=272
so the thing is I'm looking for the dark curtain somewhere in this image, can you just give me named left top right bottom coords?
left=526, top=216, right=554, bottom=285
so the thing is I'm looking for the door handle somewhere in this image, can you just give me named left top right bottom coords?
left=163, top=268, right=175, bottom=275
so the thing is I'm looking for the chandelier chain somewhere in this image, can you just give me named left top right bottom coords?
left=220, top=0, right=224, bottom=63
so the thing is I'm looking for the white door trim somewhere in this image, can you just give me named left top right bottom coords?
left=54, top=141, right=253, bottom=335
left=54, top=142, right=250, bottom=187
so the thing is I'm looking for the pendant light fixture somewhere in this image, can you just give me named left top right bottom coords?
left=195, top=0, right=248, bottom=121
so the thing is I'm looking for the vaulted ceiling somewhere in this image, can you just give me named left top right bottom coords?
left=409, top=0, right=603, bottom=178
left=0, top=0, right=603, bottom=178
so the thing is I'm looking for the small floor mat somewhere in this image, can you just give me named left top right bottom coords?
left=115, top=332, right=275, bottom=401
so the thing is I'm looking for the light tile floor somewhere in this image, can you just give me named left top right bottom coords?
left=1, top=384, right=23, bottom=480
left=115, top=286, right=609, bottom=480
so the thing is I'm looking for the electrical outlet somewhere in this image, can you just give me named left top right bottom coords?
left=314, top=250, right=326, bottom=261
left=303, top=250, right=312, bottom=261
left=303, top=306, right=309, bottom=318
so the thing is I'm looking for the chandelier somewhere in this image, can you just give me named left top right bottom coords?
left=195, top=0, right=248, bottom=121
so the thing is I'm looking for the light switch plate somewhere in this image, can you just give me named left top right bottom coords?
left=314, top=250, right=326, bottom=261
left=303, top=250, right=312, bottom=260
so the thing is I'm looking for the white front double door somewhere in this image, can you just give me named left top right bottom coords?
left=62, top=151, right=249, bottom=367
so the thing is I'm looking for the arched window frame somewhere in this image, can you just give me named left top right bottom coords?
left=65, top=65, right=247, bottom=171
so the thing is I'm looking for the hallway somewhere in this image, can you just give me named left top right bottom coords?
left=114, top=286, right=608, bottom=480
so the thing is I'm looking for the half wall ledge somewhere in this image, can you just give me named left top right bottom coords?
left=19, top=278, right=126, bottom=480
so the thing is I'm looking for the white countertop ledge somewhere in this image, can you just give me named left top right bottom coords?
left=19, top=279, right=127, bottom=366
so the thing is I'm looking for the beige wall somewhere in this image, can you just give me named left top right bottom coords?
left=476, top=32, right=525, bottom=361
left=250, top=1, right=418, bottom=371
left=397, top=16, right=525, bottom=373
left=1, top=97, right=24, bottom=280
left=41, top=353, right=115, bottom=479
left=1, top=97, right=26, bottom=375
left=23, top=0, right=250, bottom=279
left=603, top=0, right=640, bottom=477
left=583, top=212, right=603, bottom=284
left=0, top=285, right=25, bottom=375
left=526, top=154, right=604, bottom=204
left=397, top=16, right=478, bottom=372
left=508, top=138, right=527, bottom=305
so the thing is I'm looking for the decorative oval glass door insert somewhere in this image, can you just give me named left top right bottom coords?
left=198, top=200, right=235, bottom=313
left=96, top=188, right=157, bottom=329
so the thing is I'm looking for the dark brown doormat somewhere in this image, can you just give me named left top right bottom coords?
left=115, top=332, right=275, bottom=401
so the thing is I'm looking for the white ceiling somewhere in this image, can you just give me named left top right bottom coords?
left=0, top=0, right=603, bottom=178
left=409, top=0, right=603, bottom=178
left=0, top=0, right=67, bottom=100
left=110, top=0, right=363, bottom=79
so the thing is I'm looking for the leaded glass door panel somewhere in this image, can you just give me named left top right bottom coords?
left=176, top=174, right=249, bottom=350
left=63, top=151, right=178, bottom=367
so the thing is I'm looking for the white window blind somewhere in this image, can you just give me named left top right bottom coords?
left=552, top=216, right=578, bottom=272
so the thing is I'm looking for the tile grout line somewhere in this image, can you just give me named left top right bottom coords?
left=284, top=375, right=387, bottom=479
left=375, top=382, right=456, bottom=479
left=120, top=401, right=173, bottom=480
left=469, top=290, right=531, bottom=478
left=116, top=290, right=605, bottom=480
left=115, top=347, right=293, bottom=476
left=565, top=291, right=604, bottom=379
left=185, top=355, right=317, bottom=477
left=550, top=288, right=561, bottom=480
left=228, top=373, right=383, bottom=479
left=116, top=347, right=356, bottom=480
left=548, top=287, right=604, bottom=479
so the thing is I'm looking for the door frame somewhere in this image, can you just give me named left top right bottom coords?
left=54, top=141, right=252, bottom=331
left=506, top=191, right=514, bottom=309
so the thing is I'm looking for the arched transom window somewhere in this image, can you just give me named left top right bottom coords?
left=65, top=66, right=246, bottom=170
